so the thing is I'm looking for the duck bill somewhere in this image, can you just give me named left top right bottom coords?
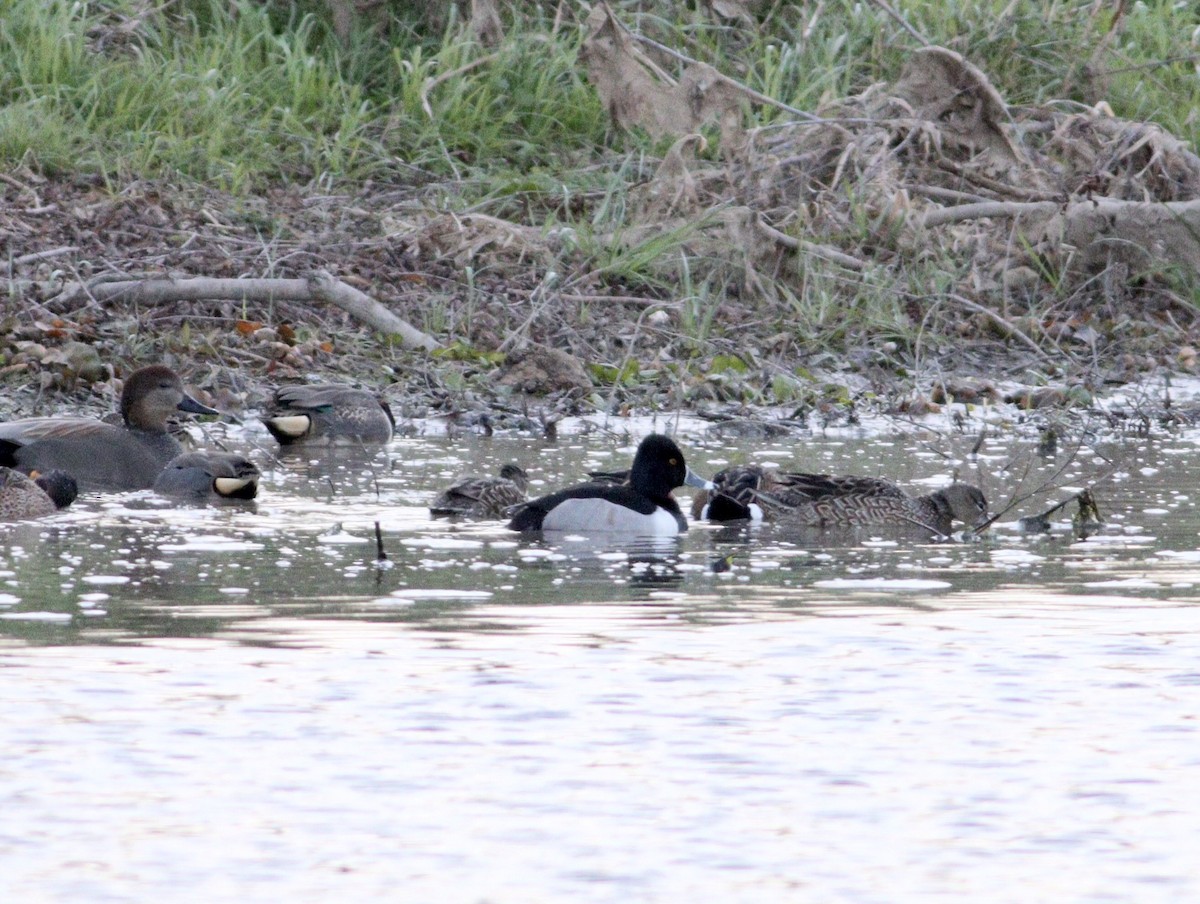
left=684, top=468, right=715, bottom=491
left=177, top=393, right=219, bottom=416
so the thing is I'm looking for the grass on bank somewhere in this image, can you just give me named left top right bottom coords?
left=2, top=0, right=1200, bottom=398
left=4, top=1, right=1196, bottom=190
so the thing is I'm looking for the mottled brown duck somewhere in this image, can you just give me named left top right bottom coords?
left=695, top=465, right=988, bottom=535
left=430, top=464, right=529, bottom=518
left=0, top=467, right=78, bottom=520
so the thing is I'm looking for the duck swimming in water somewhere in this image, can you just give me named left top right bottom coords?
left=508, top=434, right=711, bottom=535
left=0, top=365, right=218, bottom=491
left=696, top=465, right=988, bottom=535
left=261, top=384, right=394, bottom=445
left=431, top=464, right=529, bottom=518
left=153, top=451, right=261, bottom=502
left=0, top=467, right=78, bottom=521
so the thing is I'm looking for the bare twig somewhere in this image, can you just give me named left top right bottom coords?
left=935, top=158, right=1062, bottom=201
left=907, top=184, right=989, bottom=205
left=921, top=200, right=1059, bottom=228
left=754, top=216, right=867, bottom=271
left=0, top=172, right=41, bottom=206
left=560, top=293, right=669, bottom=307
left=867, top=0, right=931, bottom=46
left=3, top=246, right=79, bottom=276
left=943, top=293, right=1049, bottom=360
left=420, top=52, right=502, bottom=119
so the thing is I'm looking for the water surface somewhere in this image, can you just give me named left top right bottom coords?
left=3, top=418, right=1200, bottom=902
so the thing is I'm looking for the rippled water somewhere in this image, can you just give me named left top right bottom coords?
left=4, top=416, right=1200, bottom=902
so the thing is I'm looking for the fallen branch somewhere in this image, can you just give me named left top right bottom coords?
left=48, top=271, right=440, bottom=351
left=944, top=292, right=1050, bottom=360
left=924, top=196, right=1200, bottom=279
left=3, top=246, right=79, bottom=274
left=560, top=293, right=668, bottom=307
left=754, top=216, right=867, bottom=271
left=907, top=183, right=989, bottom=204
left=921, top=200, right=1058, bottom=228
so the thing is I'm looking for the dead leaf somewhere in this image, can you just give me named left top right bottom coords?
left=581, top=4, right=745, bottom=143
left=236, top=320, right=265, bottom=336
left=34, top=319, right=68, bottom=339
left=638, top=134, right=707, bottom=218
left=469, top=0, right=504, bottom=47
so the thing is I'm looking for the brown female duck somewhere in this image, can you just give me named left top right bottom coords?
left=430, top=464, right=529, bottom=518
left=696, top=465, right=988, bottom=535
left=0, top=467, right=78, bottom=521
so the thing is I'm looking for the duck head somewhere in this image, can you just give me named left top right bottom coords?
left=121, top=365, right=219, bottom=431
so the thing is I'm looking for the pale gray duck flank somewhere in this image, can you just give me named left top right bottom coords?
left=0, top=365, right=218, bottom=491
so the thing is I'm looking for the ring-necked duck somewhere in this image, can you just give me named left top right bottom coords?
left=0, top=365, right=219, bottom=491
left=261, top=384, right=394, bottom=445
left=508, top=434, right=711, bottom=535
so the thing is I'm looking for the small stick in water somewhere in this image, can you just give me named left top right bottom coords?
left=374, top=521, right=388, bottom=561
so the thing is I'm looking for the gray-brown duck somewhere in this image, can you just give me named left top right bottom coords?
left=0, top=467, right=78, bottom=521
left=261, top=384, right=394, bottom=445
left=153, top=451, right=260, bottom=502
left=0, top=365, right=218, bottom=491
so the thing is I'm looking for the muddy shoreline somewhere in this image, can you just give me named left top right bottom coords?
left=0, top=174, right=1192, bottom=436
